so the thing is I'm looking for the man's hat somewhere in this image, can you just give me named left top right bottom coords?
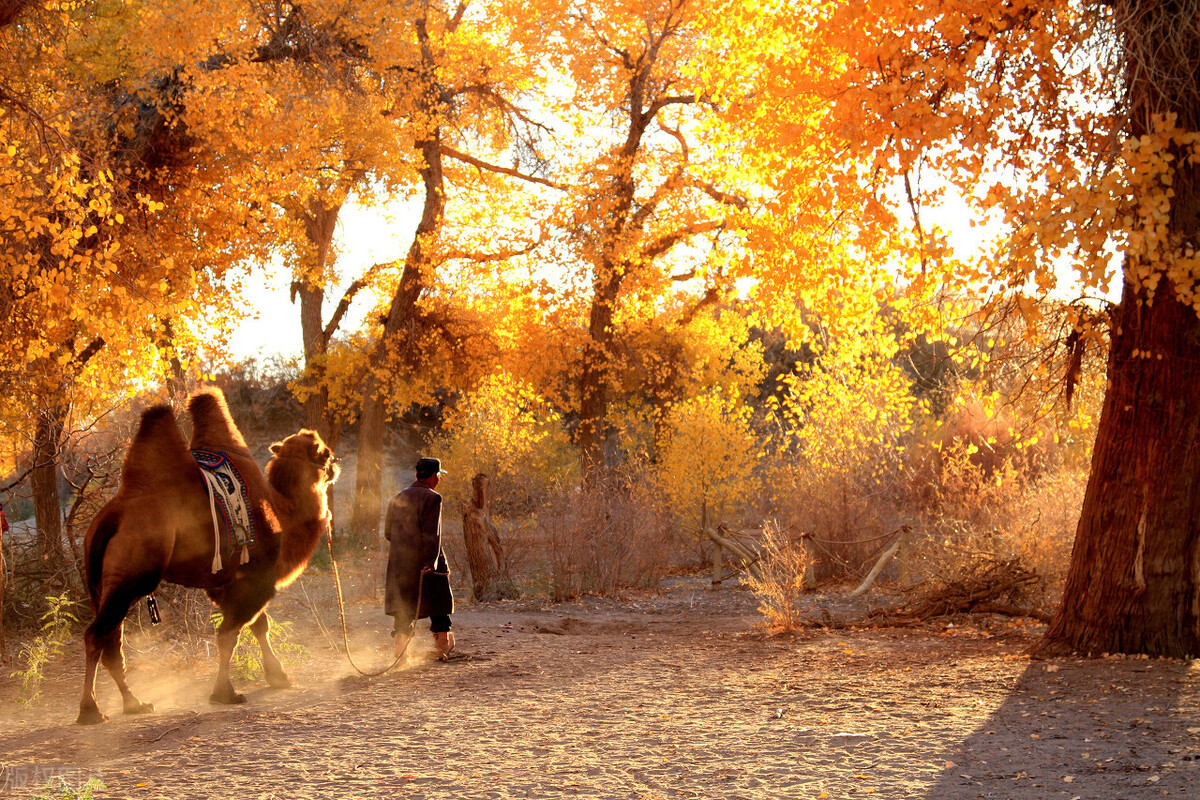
left=415, top=457, right=446, bottom=478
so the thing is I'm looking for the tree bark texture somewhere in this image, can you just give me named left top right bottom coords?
left=574, top=6, right=701, bottom=489
left=31, top=403, right=66, bottom=564
left=0, top=540, right=6, bottom=657
left=1040, top=0, right=1200, bottom=658
left=462, top=473, right=504, bottom=600
left=296, top=199, right=342, bottom=448
left=1041, top=284, right=1200, bottom=657
left=579, top=269, right=621, bottom=490
left=577, top=87, right=644, bottom=490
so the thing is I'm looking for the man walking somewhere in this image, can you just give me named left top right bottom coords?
left=383, top=457, right=455, bottom=660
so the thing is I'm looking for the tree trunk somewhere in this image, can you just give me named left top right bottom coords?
left=299, top=283, right=327, bottom=438
left=578, top=316, right=613, bottom=490
left=31, top=403, right=67, bottom=565
left=156, top=316, right=189, bottom=408
left=351, top=396, right=387, bottom=538
left=0, top=539, right=6, bottom=658
left=576, top=31, right=657, bottom=489
left=1039, top=1, right=1200, bottom=658
left=462, top=473, right=503, bottom=600
left=1040, top=284, right=1200, bottom=657
left=350, top=74, right=445, bottom=535
left=296, top=200, right=342, bottom=446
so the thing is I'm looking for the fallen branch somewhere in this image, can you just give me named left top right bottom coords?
left=869, top=558, right=1046, bottom=623
left=849, top=526, right=909, bottom=597
left=704, top=526, right=764, bottom=581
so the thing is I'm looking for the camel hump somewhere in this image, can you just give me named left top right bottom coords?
left=122, top=404, right=192, bottom=485
left=188, top=387, right=251, bottom=455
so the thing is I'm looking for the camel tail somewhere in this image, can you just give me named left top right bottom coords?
left=188, top=387, right=251, bottom=455
left=84, top=509, right=120, bottom=608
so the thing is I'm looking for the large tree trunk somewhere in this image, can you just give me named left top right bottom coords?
left=295, top=200, right=342, bottom=447
left=31, top=403, right=67, bottom=565
left=1040, top=1, right=1200, bottom=658
left=1041, top=283, right=1200, bottom=657
left=0, top=539, right=6, bottom=658
left=351, top=395, right=388, bottom=538
left=578, top=270, right=620, bottom=490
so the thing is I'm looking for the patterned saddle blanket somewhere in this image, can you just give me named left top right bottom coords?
left=192, top=449, right=257, bottom=573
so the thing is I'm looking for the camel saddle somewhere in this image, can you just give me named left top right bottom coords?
left=192, top=449, right=257, bottom=573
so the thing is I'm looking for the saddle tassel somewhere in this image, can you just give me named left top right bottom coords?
left=198, top=468, right=224, bottom=573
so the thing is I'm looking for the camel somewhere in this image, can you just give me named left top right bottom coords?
left=77, top=387, right=340, bottom=724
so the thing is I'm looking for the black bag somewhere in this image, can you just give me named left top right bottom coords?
left=415, top=554, right=454, bottom=619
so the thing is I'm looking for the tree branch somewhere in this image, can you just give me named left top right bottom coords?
left=74, top=337, right=106, bottom=368
left=448, top=1, right=469, bottom=33
left=0, top=0, right=35, bottom=29
left=324, top=261, right=392, bottom=342
left=679, top=286, right=722, bottom=326
left=903, top=170, right=927, bottom=274
left=0, top=462, right=38, bottom=494
left=640, top=219, right=725, bottom=261
left=645, top=93, right=697, bottom=120
left=440, top=145, right=566, bottom=189
left=573, top=13, right=634, bottom=70
left=443, top=231, right=545, bottom=263
left=687, top=177, right=749, bottom=210
left=629, top=165, right=686, bottom=232
left=449, top=84, right=552, bottom=133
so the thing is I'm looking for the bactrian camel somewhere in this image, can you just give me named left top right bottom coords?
left=77, top=388, right=339, bottom=724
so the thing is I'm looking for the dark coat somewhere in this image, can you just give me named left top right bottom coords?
left=383, top=481, right=453, bottom=620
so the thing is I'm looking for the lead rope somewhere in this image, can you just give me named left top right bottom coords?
left=327, top=523, right=422, bottom=677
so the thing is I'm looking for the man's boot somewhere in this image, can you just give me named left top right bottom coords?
left=394, top=631, right=412, bottom=660
left=434, top=631, right=455, bottom=658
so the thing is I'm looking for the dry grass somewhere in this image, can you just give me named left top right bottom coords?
left=751, top=437, right=1089, bottom=629
left=746, top=520, right=814, bottom=630
left=532, top=485, right=673, bottom=601
left=905, top=454, right=1086, bottom=612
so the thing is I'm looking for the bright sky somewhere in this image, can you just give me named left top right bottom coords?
left=228, top=199, right=420, bottom=361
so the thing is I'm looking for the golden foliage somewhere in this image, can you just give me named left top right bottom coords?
left=656, top=388, right=757, bottom=533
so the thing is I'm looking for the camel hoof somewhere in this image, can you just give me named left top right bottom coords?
left=124, top=701, right=155, bottom=715
left=266, top=674, right=293, bottom=689
left=209, top=690, right=246, bottom=705
left=77, top=706, right=108, bottom=725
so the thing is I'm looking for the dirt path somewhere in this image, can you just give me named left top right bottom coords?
left=2, top=577, right=1199, bottom=799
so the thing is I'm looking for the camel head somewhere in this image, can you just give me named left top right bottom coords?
left=266, top=430, right=340, bottom=589
left=269, top=429, right=340, bottom=484
left=265, top=429, right=340, bottom=507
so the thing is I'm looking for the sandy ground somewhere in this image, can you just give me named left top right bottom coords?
left=1, top=575, right=1199, bottom=800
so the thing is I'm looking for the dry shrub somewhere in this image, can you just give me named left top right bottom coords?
left=904, top=445, right=1087, bottom=611
left=746, top=520, right=814, bottom=630
left=533, top=483, right=672, bottom=601
left=778, top=468, right=909, bottom=582
left=878, top=557, right=1045, bottom=622
left=755, top=392, right=1088, bottom=627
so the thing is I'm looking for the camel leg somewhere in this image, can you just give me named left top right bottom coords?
left=77, top=624, right=107, bottom=725
left=249, top=613, right=292, bottom=689
left=78, top=587, right=150, bottom=724
left=101, top=621, right=154, bottom=715
left=210, top=581, right=275, bottom=704
left=210, top=618, right=247, bottom=705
